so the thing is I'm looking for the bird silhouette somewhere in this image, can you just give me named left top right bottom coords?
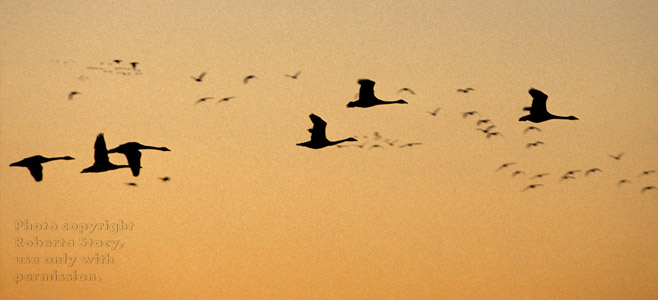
left=585, top=168, right=602, bottom=176
left=530, top=173, right=550, bottom=179
left=641, top=186, right=656, bottom=193
left=457, top=88, right=474, bottom=93
left=384, top=139, right=398, bottom=146
left=296, top=114, right=357, bottom=149
left=68, top=91, right=80, bottom=100
left=399, top=142, right=422, bottom=148
left=113, top=59, right=122, bottom=64
left=519, top=88, right=578, bottom=123
left=195, top=97, right=213, bottom=104
left=617, top=179, right=630, bottom=186
left=608, top=152, right=624, bottom=160
left=427, top=107, right=441, bottom=116
left=243, top=75, right=257, bottom=84
left=107, top=142, right=171, bottom=177
left=526, top=141, right=544, bottom=148
left=81, top=134, right=131, bottom=174
left=285, top=71, right=301, bottom=79
left=125, top=182, right=138, bottom=186
left=217, top=97, right=235, bottom=103
left=159, top=176, right=171, bottom=182
left=560, top=175, right=576, bottom=181
left=522, top=184, right=543, bottom=191
left=462, top=111, right=478, bottom=118
left=638, top=170, right=656, bottom=177
left=476, top=119, right=492, bottom=126
left=486, top=132, right=503, bottom=138
left=497, top=162, right=516, bottom=171
left=10, top=155, right=74, bottom=182
left=512, top=170, right=525, bottom=177
left=398, top=88, right=416, bottom=95
left=523, top=126, right=542, bottom=133
left=191, top=72, right=207, bottom=82
left=347, top=79, right=408, bottom=108
left=564, top=170, right=582, bottom=176
left=477, top=125, right=496, bottom=134
left=130, top=62, right=138, bottom=70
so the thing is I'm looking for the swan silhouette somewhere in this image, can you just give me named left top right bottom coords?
left=81, top=133, right=131, bottom=174
left=10, top=155, right=74, bottom=182
left=641, top=186, right=656, bottom=193
left=519, top=88, right=578, bottom=123
left=523, top=126, right=542, bottom=133
left=296, top=114, right=357, bottom=149
left=522, top=184, right=543, bottom=191
left=497, top=162, right=516, bottom=171
left=585, top=168, right=602, bottom=176
left=462, top=111, right=478, bottom=118
left=530, top=173, right=550, bottom=179
left=347, top=79, right=407, bottom=108
left=398, top=88, right=415, bottom=95
left=108, top=142, right=171, bottom=177
left=457, top=88, right=474, bottom=93
left=617, top=179, right=630, bottom=186
left=609, top=152, right=624, bottom=160
left=243, top=75, right=257, bottom=84
left=68, top=91, right=80, bottom=100
left=476, top=119, right=491, bottom=126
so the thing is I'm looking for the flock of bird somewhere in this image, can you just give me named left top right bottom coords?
left=9, top=59, right=657, bottom=195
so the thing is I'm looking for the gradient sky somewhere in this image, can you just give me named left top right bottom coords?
left=1, top=1, right=657, bottom=299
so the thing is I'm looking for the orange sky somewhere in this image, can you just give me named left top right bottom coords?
left=1, top=1, right=657, bottom=299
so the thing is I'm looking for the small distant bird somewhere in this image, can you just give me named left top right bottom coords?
left=486, top=132, right=503, bottom=138
left=526, top=141, right=544, bottom=148
left=398, top=88, right=415, bottom=95
left=108, top=142, right=171, bottom=177
left=457, top=88, right=474, bottom=93
left=191, top=72, right=207, bottom=82
left=511, top=170, right=525, bottom=177
left=585, top=168, right=602, bottom=176
left=159, top=176, right=170, bottom=182
left=195, top=97, right=213, bottom=104
left=296, top=114, right=357, bottom=149
left=617, top=179, right=630, bottom=186
left=369, top=144, right=384, bottom=150
left=125, top=182, right=138, bottom=186
left=399, top=142, right=422, bottom=148
left=639, top=170, right=656, bottom=177
left=113, top=59, right=122, bottom=64
left=68, top=91, right=80, bottom=100
left=285, top=71, right=301, bottom=79
left=427, top=107, right=441, bottom=116
left=530, top=173, right=550, bottom=179
left=497, top=162, right=516, bottom=171
left=10, top=155, right=75, bottom=182
left=476, top=119, right=491, bottom=126
left=522, top=184, right=543, bottom=191
left=477, top=125, right=496, bottom=134
left=641, top=186, right=656, bottom=193
left=243, top=75, right=257, bottom=84
left=384, top=139, right=398, bottom=146
left=519, top=88, right=579, bottom=123
left=130, top=62, right=138, bottom=70
left=564, top=170, right=581, bottom=176
left=347, top=79, right=408, bottom=108
left=560, top=175, right=576, bottom=181
left=462, top=111, right=478, bottom=118
left=217, top=97, right=235, bottom=103
left=523, top=126, right=542, bottom=133
left=609, top=152, right=624, bottom=160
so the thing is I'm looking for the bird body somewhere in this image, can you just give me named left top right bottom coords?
left=347, top=79, right=408, bottom=108
left=297, top=114, right=357, bottom=149
left=191, top=72, right=207, bottom=82
left=519, top=88, right=578, bottom=123
left=285, top=71, right=301, bottom=79
left=457, top=88, right=474, bottom=93
left=10, top=155, right=74, bottom=182
left=108, top=142, right=171, bottom=177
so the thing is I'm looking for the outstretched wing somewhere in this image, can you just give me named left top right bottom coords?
left=125, top=150, right=142, bottom=177
left=27, top=164, right=44, bottom=181
left=94, top=134, right=110, bottom=165
left=308, top=114, right=328, bottom=142
left=528, top=88, right=549, bottom=115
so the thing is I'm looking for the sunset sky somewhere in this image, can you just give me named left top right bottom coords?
left=1, top=1, right=657, bottom=299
